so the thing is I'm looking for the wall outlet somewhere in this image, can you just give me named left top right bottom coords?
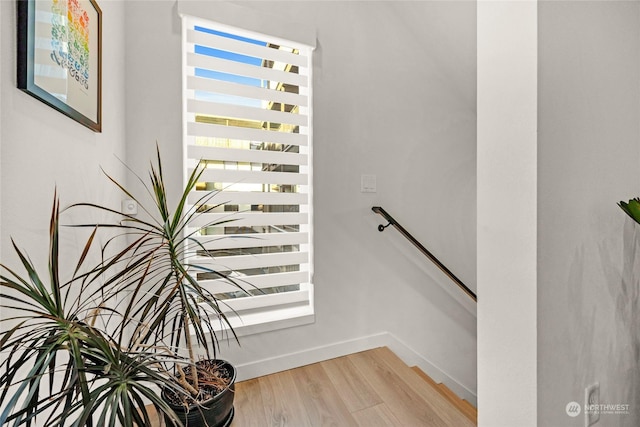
left=585, top=382, right=600, bottom=426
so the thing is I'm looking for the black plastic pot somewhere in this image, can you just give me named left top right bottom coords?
left=163, top=360, right=236, bottom=427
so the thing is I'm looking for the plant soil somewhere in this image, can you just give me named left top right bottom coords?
left=164, top=360, right=233, bottom=407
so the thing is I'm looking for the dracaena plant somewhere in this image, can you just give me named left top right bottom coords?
left=0, top=194, right=184, bottom=427
left=69, top=147, right=246, bottom=399
left=0, top=148, right=246, bottom=426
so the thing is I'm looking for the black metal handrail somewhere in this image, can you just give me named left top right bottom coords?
left=372, top=206, right=477, bottom=302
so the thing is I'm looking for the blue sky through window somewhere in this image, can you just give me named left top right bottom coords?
left=195, top=68, right=262, bottom=87
left=195, top=26, right=266, bottom=47
left=194, top=26, right=267, bottom=107
left=195, top=45, right=262, bottom=67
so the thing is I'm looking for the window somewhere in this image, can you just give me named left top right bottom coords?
left=182, top=16, right=313, bottom=335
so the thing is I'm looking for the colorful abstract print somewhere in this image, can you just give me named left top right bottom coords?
left=50, top=0, right=90, bottom=90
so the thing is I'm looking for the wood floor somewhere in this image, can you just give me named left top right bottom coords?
left=151, top=347, right=477, bottom=426
left=233, top=347, right=475, bottom=426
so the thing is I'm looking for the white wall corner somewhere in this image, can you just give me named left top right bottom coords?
left=477, top=1, right=538, bottom=426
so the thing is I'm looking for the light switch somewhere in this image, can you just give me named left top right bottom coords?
left=361, top=174, right=377, bottom=193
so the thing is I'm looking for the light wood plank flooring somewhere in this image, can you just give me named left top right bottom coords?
left=150, top=347, right=477, bottom=426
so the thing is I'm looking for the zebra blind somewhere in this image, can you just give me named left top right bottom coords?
left=182, top=16, right=313, bottom=323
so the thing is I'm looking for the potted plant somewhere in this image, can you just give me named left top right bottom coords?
left=619, top=198, right=640, bottom=225
left=0, top=194, right=183, bottom=426
left=0, top=148, right=247, bottom=426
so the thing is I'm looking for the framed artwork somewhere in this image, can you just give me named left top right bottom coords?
left=17, top=0, right=102, bottom=132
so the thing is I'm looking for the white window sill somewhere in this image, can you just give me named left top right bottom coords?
left=220, top=304, right=315, bottom=338
left=202, top=285, right=315, bottom=338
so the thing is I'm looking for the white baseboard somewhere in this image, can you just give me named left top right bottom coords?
left=233, top=332, right=389, bottom=381
left=234, top=331, right=477, bottom=407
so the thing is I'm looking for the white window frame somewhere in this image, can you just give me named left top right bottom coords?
left=181, top=14, right=314, bottom=337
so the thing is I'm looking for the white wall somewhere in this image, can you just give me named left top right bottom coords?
left=477, top=2, right=538, bottom=425
left=124, top=0, right=478, bottom=399
left=538, top=2, right=640, bottom=426
left=0, top=0, right=127, bottom=284
left=0, top=0, right=3, bottom=258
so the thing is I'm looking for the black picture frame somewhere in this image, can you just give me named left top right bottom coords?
left=17, top=0, right=102, bottom=132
